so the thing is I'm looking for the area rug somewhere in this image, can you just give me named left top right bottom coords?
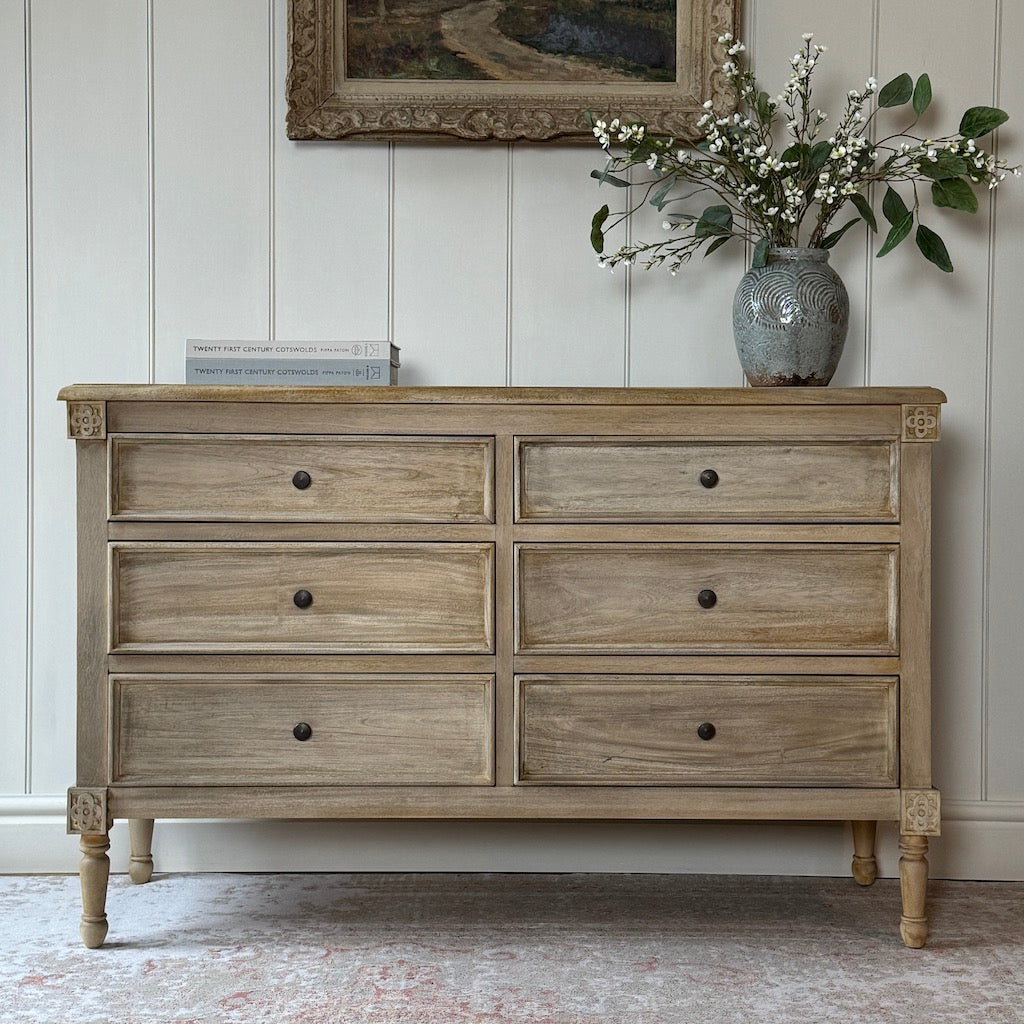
left=3, top=873, right=1022, bottom=1023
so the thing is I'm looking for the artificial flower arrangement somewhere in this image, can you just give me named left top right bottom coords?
left=589, top=32, right=1018, bottom=275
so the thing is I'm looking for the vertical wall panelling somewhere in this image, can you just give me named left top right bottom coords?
left=392, top=144, right=510, bottom=385
left=28, top=0, right=151, bottom=793
left=272, top=0, right=390, bottom=345
left=623, top=172, right=748, bottom=387
left=625, top=0, right=743, bottom=388
left=0, top=0, right=29, bottom=793
left=986, top=0, right=1024, bottom=801
left=510, top=147, right=627, bottom=385
left=870, top=0, right=999, bottom=801
left=152, top=0, right=272, bottom=380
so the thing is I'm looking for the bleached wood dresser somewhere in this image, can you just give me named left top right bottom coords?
left=60, top=385, right=945, bottom=948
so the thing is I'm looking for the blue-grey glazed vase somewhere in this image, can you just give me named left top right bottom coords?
left=732, top=247, right=849, bottom=386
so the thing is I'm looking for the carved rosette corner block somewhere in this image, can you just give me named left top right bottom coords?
left=68, top=788, right=109, bottom=836
left=67, top=402, right=106, bottom=440
left=901, top=789, right=941, bottom=836
left=902, top=405, right=940, bottom=442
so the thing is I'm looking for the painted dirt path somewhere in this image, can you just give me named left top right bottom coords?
left=439, top=0, right=637, bottom=82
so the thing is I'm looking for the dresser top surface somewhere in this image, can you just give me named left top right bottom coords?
left=58, top=385, right=947, bottom=406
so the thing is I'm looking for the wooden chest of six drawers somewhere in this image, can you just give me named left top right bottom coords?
left=61, top=385, right=944, bottom=949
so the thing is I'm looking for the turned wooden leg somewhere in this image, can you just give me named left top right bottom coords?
left=128, top=818, right=155, bottom=884
left=899, top=834, right=930, bottom=948
left=850, top=820, right=878, bottom=886
left=79, top=834, right=111, bottom=949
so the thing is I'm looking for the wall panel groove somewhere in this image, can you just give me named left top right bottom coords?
left=0, top=0, right=33, bottom=794
left=24, top=0, right=34, bottom=793
left=980, top=0, right=1004, bottom=800
left=146, top=0, right=156, bottom=382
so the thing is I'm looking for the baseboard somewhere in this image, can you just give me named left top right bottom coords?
left=2, top=796, right=1022, bottom=879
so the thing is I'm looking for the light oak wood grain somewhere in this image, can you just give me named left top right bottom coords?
left=111, top=542, right=494, bottom=653
left=104, top=401, right=904, bottom=439
left=108, top=653, right=497, bottom=674
left=60, top=385, right=944, bottom=947
left=516, top=543, right=898, bottom=654
left=106, top=522, right=901, bottom=545
left=107, top=784, right=902, bottom=822
left=515, top=676, right=898, bottom=787
left=111, top=434, right=494, bottom=523
left=494, top=434, right=516, bottom=787
left=77, top=441, right=109, bottom=786
left=899, top=443, right=933, bottom=789
left=112, top=675, right=494, bottom=786
left=517, top=439, right=898, bottom=523
left=59, top=384, right=947, bottom=406
left=108, top=522, right=498, bottom=543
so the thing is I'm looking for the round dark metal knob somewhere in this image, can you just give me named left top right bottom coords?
left=699, top=469, right=719, bottom=489
left=293, top=722, right=313, bottom=742
left=697, top=588, right=717, bottom=609
left=293, top=589, right=313, bottom=609
left=292, top=470, right=312, bottom=490
left=697, top=722, right=717, bottom=741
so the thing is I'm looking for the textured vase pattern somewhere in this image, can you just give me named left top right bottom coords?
left=733, top=247, right=849, bottom=386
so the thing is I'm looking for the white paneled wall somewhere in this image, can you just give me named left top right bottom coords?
left=2, top=0, right=1022, bottom=878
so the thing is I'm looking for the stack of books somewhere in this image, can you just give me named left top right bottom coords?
left=184, top=341, right=400, bottom=385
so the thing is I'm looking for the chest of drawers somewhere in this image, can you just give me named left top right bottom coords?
left=60, top=385, right=944, bottom=949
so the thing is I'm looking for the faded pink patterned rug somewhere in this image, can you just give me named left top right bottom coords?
left=3, top=873, right=1022, bottom=1023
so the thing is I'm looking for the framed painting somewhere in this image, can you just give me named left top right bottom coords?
left=287, top=0, right=740, bottom=142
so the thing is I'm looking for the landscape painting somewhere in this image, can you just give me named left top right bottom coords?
left=286, top=0, right=737, bottom=141
left=343, top=0, right=677, bottom=83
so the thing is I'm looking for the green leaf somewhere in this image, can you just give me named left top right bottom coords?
left=882, top=186, right=910, bottom=226
left=877, top=212, right=914, bottom=257
left=821, top=218, right=861, bottom=250
left=649, top=178, right=675, bottom=211
left=591, top=205, right=609, bottom=253
left=751, top=238, right=770, bottom=268
left=703, top=235, right=733, bottom=257
left=778, top=143, right=802, bottom=173
left=756, top=91, right=773, bottom=123
left=694, top=204, right=733, bottom=238
left=878, top=73, right=913, bottom=108
left=912, top=74, right=932, bottom=117
left=916, top=152, right=969, bottom=180
left=931, top=177, right=978, bottom=213
left=916, top=223, right=954, bottom=272
left=959, top=105, right=1009, bottom=140
left=850, top=192, right=877, bottom=232
left=590, top=168, right=631, bottom=188
left=809, top=141, right=832, bottom=173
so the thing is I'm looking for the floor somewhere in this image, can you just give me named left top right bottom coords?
left=3, top=873, right=1022, bottom=1024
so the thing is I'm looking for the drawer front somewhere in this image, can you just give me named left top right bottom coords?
left=517, top=438, right=897, bottom=522
left=516, top=676, right=898, bottom=786
left=112, top=543, right=494, bottom=652
left=516, top=543, right=897, bottom=654
left=111, top=434, right=494, bottom=522
left=113, top=675, right=494, bottom=785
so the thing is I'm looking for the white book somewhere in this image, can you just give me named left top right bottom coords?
left=186, top=340, right=400, bottom=363
left=185, top=359, right=398, bottom=385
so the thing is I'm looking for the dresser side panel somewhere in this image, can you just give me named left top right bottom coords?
left=900, top=441, right=934, bottom=789
left=76, top=440, right=110, bottom=786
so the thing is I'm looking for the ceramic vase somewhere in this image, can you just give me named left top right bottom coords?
left=732, top=246, right=849, bottom=386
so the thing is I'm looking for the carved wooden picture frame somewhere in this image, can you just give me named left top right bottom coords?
left=287, top=0, right=740, bottom=142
